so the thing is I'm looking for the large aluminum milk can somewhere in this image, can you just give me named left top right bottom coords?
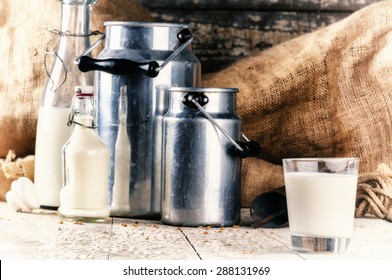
left=77, top=22, right=201, bottom=218
left=161, top=87, right=261, bottom=227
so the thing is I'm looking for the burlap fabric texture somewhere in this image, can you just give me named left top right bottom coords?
left=0, top=0, right=153, bottom=159
left=0, top=151, right=34, bottom=201
left=203, top=1, right=392, bottom=208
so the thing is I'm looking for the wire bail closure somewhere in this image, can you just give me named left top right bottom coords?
left=186, top=95, right=246, bottom=152
left=44, top=28, right=103, bottom=92
left=67, top=87, right=97, bottom=129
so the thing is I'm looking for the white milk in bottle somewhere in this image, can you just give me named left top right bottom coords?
left=35, top=107, right=73, bottom=208
left=110, top=86, right=131, bottom=215
left=59, top=86, right=110, bottom=222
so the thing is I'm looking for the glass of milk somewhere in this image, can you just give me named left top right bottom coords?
left=283, top=158, right=359, bottom=253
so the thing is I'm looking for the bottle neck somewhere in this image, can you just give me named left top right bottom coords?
left=41, top=1, right=95, bottom=108
left=71, top=96, right=97, bottom=129
left=60, top=1, right=93, bottom=35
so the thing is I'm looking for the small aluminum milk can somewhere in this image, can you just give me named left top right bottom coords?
left=161, top=87, right=260, bottom=227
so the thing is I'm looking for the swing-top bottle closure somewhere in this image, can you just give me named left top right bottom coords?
left=67, top=86, right=97, bottom=129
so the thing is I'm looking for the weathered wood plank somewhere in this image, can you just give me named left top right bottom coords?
left=139, top=0, right=380, bottom=12
left=139, top=0, right=383, bottom=73
left=147, top=10, right=349, bottom=73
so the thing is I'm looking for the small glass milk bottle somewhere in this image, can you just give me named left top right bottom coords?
left=59, top=86, right=110, bottom=222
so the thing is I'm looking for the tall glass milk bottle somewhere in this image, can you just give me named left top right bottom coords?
left=35, top=0, right=96, bottom=209
left=110, top=86, right=131, bottom=216
left=59, top=86, right=110, bottom=222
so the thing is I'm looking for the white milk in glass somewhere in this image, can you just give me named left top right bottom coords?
left=284, top=172, right=357, bottom=238
left=35, top=107, right=73, bottom=208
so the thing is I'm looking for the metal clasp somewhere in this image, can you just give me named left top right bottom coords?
left=186, top=94, right=245, bottom=152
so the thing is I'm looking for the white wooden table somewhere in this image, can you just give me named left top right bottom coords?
left=0, top=201, right=391, bottom=260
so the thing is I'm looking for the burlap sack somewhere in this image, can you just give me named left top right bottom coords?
left=0, top=0, right=153, bottom=158
left=0, top=164, right=14, bottom=202
left=0, top=151, right=35, bottom=201
left=203, top=1, right=392, bottom=207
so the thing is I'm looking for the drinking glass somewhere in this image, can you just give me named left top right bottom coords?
left=283, top=158, right=359, bottom=253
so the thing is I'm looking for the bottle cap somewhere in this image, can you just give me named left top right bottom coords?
left=75, top=86, right=94, bottom=97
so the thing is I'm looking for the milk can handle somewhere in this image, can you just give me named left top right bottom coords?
left=75, top=29, right=193, bottom=78
left=186, top=95, right=261, bottom=158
